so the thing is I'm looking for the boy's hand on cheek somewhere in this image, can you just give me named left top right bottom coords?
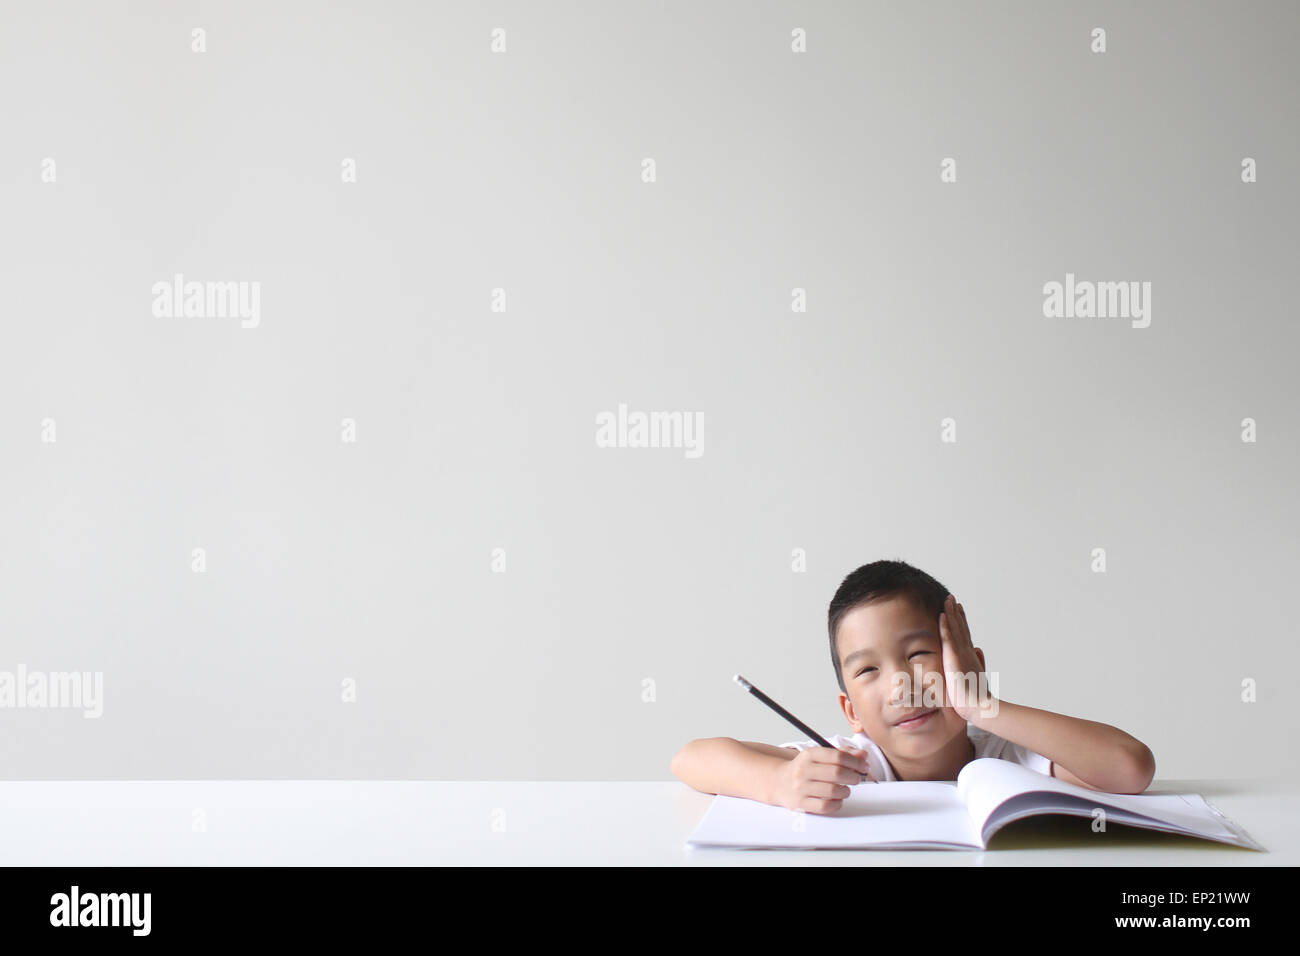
left=939, top=594, right=995, bottom=720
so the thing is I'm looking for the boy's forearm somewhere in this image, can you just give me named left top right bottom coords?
left=670, top=738, right=785, bottom=805
left=969, top=699, right=1155, bottom=792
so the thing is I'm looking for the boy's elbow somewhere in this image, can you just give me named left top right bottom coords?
left=670, top=746, right=686, bottom=779
left=670, top=738, right=705, bottom=779
left=1121, top=744, right=1156, bottom=793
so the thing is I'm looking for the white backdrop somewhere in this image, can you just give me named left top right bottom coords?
left=1, top=1, right=1296, bottom=780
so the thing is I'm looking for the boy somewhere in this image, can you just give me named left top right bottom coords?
left=671, top=559, right=1156, bottom=814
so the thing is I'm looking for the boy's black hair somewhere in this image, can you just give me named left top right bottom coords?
left=827, top=559, right=951, bottom=695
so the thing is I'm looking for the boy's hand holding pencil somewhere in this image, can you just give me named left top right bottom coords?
left=773, top=746, right=875, bottom=815
left=731, top=674, right=875, bottom=814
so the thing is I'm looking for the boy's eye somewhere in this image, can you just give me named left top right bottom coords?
left=855, top=651, right=929, bottom=677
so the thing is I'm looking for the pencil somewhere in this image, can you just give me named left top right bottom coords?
left=733, top=674, right=836, bottom=749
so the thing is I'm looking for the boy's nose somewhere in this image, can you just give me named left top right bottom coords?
left=889, top=672, right=928, bottom=706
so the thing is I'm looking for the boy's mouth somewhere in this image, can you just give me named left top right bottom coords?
left=892, top=708, right=937, bottom=729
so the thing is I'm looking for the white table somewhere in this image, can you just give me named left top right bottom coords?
left=0, top=778, right=1292, bottom=865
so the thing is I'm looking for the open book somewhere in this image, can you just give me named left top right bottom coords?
left=685, top=757, right=1264, bottom=851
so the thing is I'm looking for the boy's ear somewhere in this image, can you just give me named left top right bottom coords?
left=838, top=692, right=864, bottom=733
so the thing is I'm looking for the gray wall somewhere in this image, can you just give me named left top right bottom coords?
left=1, top=1, right=1296, bottom=781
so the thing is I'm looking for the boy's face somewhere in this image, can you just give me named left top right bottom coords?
left=835, top=595, right=982, bottom=759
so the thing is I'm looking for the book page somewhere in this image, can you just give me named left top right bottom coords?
left=956, top=758, right=1237, bottom=845
left=686, top=781, right=980, bottom=849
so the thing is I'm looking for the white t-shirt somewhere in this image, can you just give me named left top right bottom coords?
left=779, top=722, right=1052, bottom=782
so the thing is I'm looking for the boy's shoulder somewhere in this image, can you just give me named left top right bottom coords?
left=967, top=722, right=1017, bottom=756
left=966, top=722, right=999, bottom=748
left=967, top=722, right=1053, bottom=774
